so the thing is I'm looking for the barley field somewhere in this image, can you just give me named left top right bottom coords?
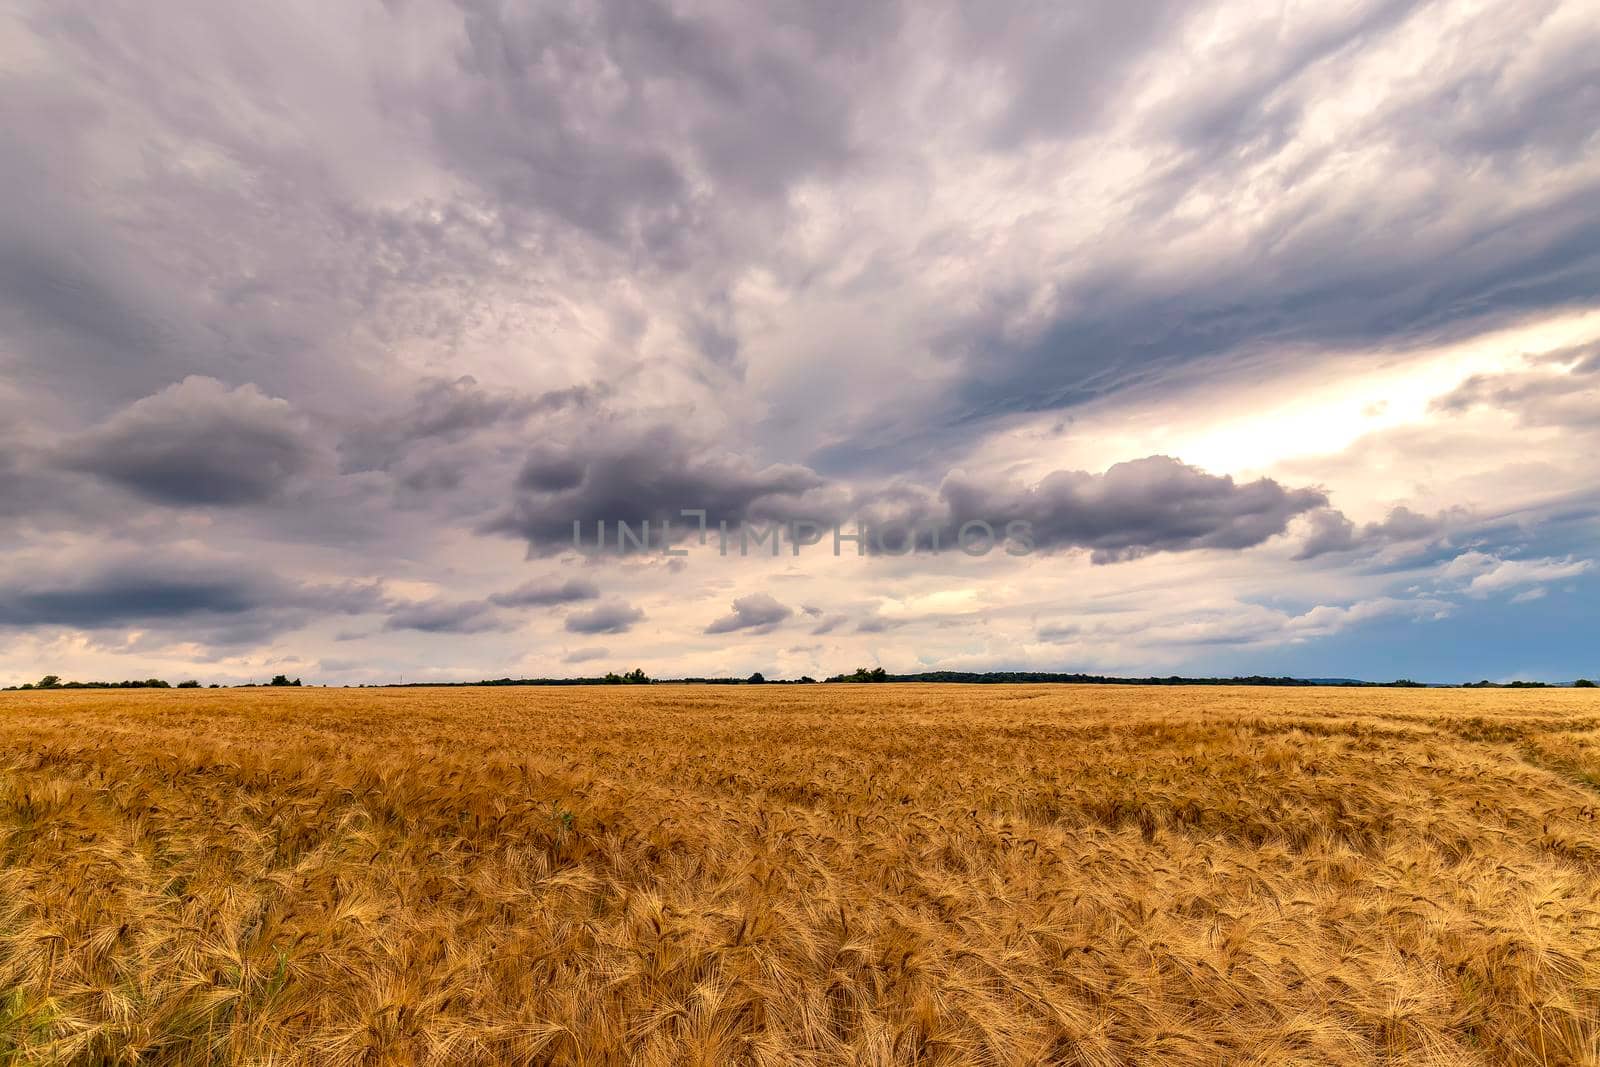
left=1, top=685, right=1599, bottom=1065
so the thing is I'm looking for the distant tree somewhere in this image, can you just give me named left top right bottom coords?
left=797, top=676, right=816, bottom=684
left=176, top=680, right=201, bottom=689
left=1576, top=679, right=1597, bottom=688
left=269, top=674, right=301, bottom=687
left=36, top=675, right=60, bottom=689
left=747, top=672, right=766, bottom=684
left=624, top=668, right=649, bottom=684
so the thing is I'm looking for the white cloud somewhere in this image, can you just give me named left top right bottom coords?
left=1466, top=556, right=1593, bottom=595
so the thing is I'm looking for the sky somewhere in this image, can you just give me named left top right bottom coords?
left=1, top=0, right=1598, bottom=686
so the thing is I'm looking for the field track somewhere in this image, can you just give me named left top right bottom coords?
left=2, top=684, right=1599, bottom=1065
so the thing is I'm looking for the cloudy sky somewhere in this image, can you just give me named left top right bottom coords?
left=2, top=0, right=1598, bottom=685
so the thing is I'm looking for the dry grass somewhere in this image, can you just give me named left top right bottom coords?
left=2, top=684, right=1599, bottom=1065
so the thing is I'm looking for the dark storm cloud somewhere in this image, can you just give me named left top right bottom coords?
left=383, top=598, right=512, bottom=635
left=0, top=572, right=258, bottom=628
left=0, top=553, right=381, bottom=639
left=938, top=457, right=1326, bottom=563
left=56, top=377, right=318, bottom=506
left=492, top=418, right=1328, bottom=564
left=565, top=600, right=645, bottom=635
left=489, top=577, right=601, bottom=607
left=704, top=593, right=792, bottom=635
left=841, top=458, right=1325, bottom=563
left=487, top=423, right=833, bottom=551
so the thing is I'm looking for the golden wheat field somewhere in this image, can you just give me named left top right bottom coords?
left=2, top=685, right=1600, bottom=1065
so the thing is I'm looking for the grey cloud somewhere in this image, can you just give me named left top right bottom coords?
left=406, top=376, right=537, bottom=439
left=1155, top=0, right=1423, bottom=164
left=954, top=0, right=1192, bottom=148
left=488, top=422, right=833, bottom=551
left=808, top=2, right=1600, bottom=474
left=340, top=378, right=604, bottom=476
left=489, top=577, right=601, bottom=607
left=1294, top=508, right=1361, bottom=561
left=396, top=458, right=467, bottom=493
left=881, top=191, right=1600, bottom=471
left=0, top=430, right=94, bottom=525
left=1390, top=23, right=1600, bottom=167
left=931, top=457, right=1325, bottom=563
left=565, top=599, right=645, bottom=635
left=1432, top=343, right=1600, bottom=429
left=1368, top=507, right=1447, bottom=543
left=0, top=572, right=256, bottom=628
left=1036, top=595, right=1449, bottom=649
left=0, top=79, right=201, bottom=403
left=420, top=0, right=874, bottom=264
left=562, top=647, right=610, bottom=664
left=57, top=377, right=318, bottom=506
left=515, top=453, right=588, bottom=493
left=809, top=614, right=848, bottom=636
left=1293, top=506, right=1452, bottom=561
left=704, top=593, right=792, bottom=635
left=1, top=22, right=429, bottom=412
left=2, top=0, right=1594, bottom=681
left=384, top=598, right=512, bottom=635
left=495, top=432, right=1327, bottom=565
left=0, top=553, right=381, bottom=641
left=687, top=299, right=743, bottom=377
